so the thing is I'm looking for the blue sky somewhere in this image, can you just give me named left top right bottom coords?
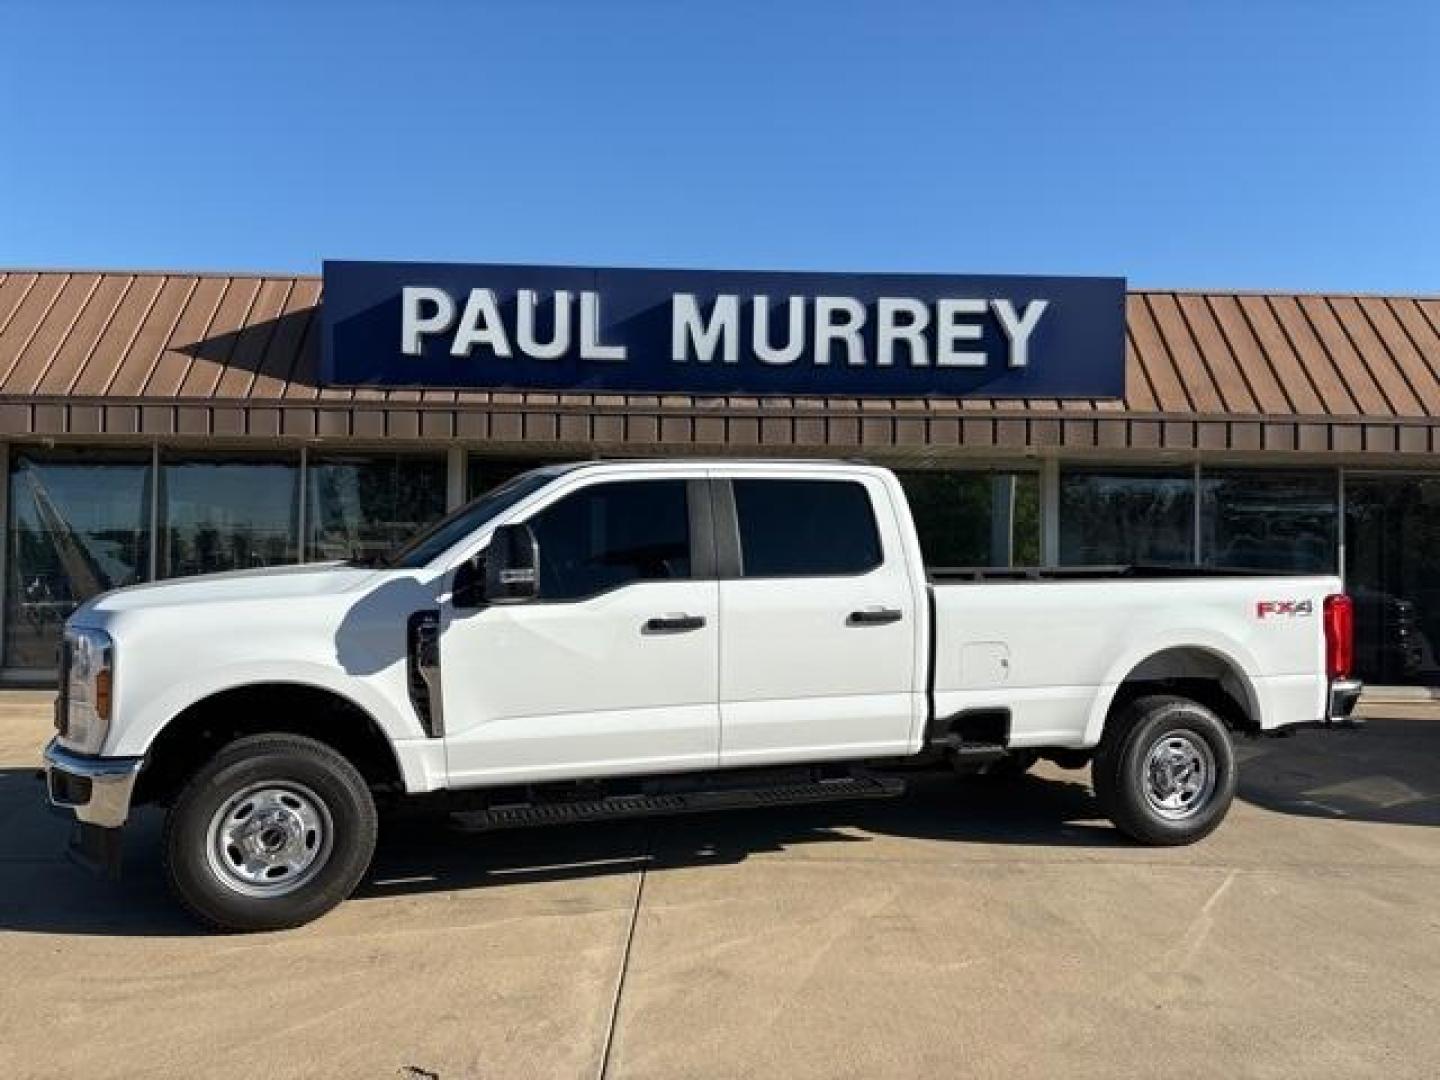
left=2, top=1, right=1436, bottom=291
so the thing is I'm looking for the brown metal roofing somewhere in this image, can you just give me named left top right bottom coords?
left=0, top=269, right=1437, bottom=456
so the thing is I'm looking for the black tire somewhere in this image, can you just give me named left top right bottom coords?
left=1092, top=694, right=1236, bottom=846
left=163, top=734, right=378, bottom=932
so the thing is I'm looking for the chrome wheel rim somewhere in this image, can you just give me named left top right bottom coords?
left=1142, top=731, right=1216, bottom=820
left=205, top=781, right=334, bottom=897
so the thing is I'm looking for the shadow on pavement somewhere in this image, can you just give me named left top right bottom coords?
left=1, top=715, right=1435, bottom=936
left=1236, top=717, right=1440, bottom=827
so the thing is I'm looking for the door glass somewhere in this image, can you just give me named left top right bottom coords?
left=527, top=480, right=691, bottom=601
left=160, top=454, right=301, bottom=577
left=5, top=449, right=153, bottom=669
left=1345, top=475, right=1440, bottom=687
left=1059, top=469, right=1195, bottom=565
left=733, top=479, right=881, bottom=577
left=306, top=453, right=447, bottom=562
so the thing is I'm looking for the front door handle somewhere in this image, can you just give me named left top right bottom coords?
left=847, top=606, right=903, bottom=627
left=643, top=613, right=707, bottom=634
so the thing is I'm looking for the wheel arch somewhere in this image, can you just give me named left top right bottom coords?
left=1084, top=640, right=1261, bottom=747
left=134, top=681, right=407, bottom=807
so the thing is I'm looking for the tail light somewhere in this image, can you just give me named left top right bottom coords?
left=1323, top=593, right=1354, bottom=680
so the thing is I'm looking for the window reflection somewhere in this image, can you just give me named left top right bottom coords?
left=1345, top=475, right=1440, bottom=687
left=468, top=456, right=544, bottom=499
left=1200, top=471, right=1337, bottom=573
left=306, top=454, right=447, bottom=562
left=896, top=471, right=1041, bottom=567
left=161, top=455, right=300, bottom=577
left=4, top=450, right=152, bottom=669
left=1059, top=469, right=1194, bottom=565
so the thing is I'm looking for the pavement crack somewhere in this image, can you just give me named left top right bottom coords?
left=596, top=830, right=651, bottom=1080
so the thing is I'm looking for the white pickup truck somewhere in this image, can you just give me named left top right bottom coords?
left=44, top=460, right=1362, bottom=931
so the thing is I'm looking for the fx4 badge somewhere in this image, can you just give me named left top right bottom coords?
left=1257, top=599, right=1314, bottom=619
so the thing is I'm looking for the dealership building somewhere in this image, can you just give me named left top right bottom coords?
left=0, top=262, right=1437, bottom=694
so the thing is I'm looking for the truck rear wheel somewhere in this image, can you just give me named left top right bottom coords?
left=163, top=734, right=377, bottom=932
left=1092, top=694, right=1236, bottom=846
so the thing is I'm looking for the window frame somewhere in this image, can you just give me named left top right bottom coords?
left=714, top=476, right=885, bottom=580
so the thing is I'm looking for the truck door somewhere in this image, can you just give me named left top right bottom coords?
left=716, top=473, right=919, bottom=766
left=440, top=475, right=720, bottom=786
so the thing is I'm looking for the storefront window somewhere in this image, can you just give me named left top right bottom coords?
left=4, top=449, right=153, bottom=669
left=307, top=453, right=447, bottom=562
left=468, top=456, right=545, bottom=498
left=896, top=471, right=1040, bottom=567
left=1059, top=469, right=1194, bottom=565
left=1344, top=475, right=1440, bottom=687
left=1200, top=470, right=1337, bottom=572
left=160, top=454, right=301, bottom=578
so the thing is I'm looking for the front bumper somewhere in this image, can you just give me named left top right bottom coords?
left=42, top=738, right=144, bottom=829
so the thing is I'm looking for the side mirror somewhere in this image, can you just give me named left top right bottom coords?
left=484, top=523, right=540, bottom=604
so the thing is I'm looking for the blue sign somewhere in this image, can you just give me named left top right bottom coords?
left=321, top=260, right=1126, bottom=398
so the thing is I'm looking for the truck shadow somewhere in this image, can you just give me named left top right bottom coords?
left=1, top=715, right=1434, bottom=935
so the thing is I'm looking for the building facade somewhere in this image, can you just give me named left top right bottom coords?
left=1, top=267, right=1438, bottom=691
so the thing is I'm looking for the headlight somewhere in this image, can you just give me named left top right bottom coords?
left=59, top=626, right=114, bottom=754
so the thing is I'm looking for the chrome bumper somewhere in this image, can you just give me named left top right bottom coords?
left=1327, top=678, right=1364, bottom=727
left=42, top=738, right=144, bottom=829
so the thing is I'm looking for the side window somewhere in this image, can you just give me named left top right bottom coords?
left=526, top=480, right=691, bottom=601
left=733, top=479, right=882, bottom=577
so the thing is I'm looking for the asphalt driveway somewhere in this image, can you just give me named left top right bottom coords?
left=1, top=696, right=1437, bottom=1079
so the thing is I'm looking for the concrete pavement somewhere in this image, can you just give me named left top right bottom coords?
left=1, top=698, right=1437, bottom=1079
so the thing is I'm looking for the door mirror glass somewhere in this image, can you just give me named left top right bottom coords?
left=484, top=523, right=540, bottom=604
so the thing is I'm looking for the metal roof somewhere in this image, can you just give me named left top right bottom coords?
left=0, top=269, right=1437, bottom=457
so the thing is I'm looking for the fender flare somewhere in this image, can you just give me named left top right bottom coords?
left=1081, top=631, right=1262, bottom=747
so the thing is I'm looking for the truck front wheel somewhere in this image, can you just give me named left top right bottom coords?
left=163, top=734, right=378, bottom=932
left=1092, top=695, right=1236, bottom=846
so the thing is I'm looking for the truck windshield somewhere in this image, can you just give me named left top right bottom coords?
left=376, top=470, right=557, bottom=570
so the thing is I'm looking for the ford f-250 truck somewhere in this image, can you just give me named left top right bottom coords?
left=44, top=460, right=1362, bottom=931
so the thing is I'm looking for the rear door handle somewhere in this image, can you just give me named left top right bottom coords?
left=643, top=613, right=707, bottom=634
left=847, top=606, right=903, bottom=627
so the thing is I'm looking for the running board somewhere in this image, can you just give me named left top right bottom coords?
left=452, top=774, right=906, bottom=832
left=931, top=735, right=1009, bottom=763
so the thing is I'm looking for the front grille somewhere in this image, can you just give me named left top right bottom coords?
left=54, top=637, right=71, bottom=736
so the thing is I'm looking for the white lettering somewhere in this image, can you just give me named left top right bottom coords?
left=991, top=299, right=1048, bottom=368
left=672, top=293, right=739, bottom=363
left=579, top=291, right=626, bottom=361
left=401, top=286, right=456, bottom=356
left=876, top=298, right=930, bottom=367
left=449, top=288, right=511, bottom=359
left=752, top=296, right=805, bottom=366
left=935, top=299, right=987, bottom=368
left=814, top=296, right=866, bottom=366
left=517, top=289, right=571, bottom=360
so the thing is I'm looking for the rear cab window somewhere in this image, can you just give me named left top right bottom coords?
left=732, top=479, right=883, bottom=577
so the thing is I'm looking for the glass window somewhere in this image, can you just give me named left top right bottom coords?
left=1059, top=469, right=1195, bottom=565
left=5, top=449, right=153, bottom=669
left=1343, top=475, right=1440, bottom=687
left=388, top=468, right=558, bottom=569
left=160, top=454, right=300, bottom=578
left=306, top=454, right=447, bottom=563
left=468, top=456, right=545, bottom=499
left=896, top=471, right=1040, bottom=567
left=526, top=480, right=691, bottom=601
left=734, top=479, right=881, bottom=577
left=1200, top=470, right=1337, bottom=573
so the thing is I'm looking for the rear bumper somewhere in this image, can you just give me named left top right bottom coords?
left=1327, top=678, right=1364, bottom=725
left=42, top=738, right=143, bottom=829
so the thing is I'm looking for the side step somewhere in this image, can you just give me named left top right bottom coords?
left=452, top=773, right=905, bottom=832
left=931, top=734, right=1009, bottom=764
